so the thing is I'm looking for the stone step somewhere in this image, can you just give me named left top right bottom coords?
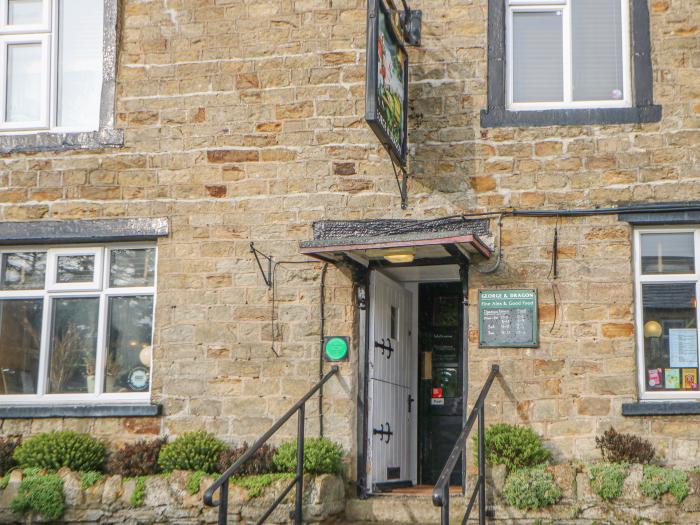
left=344, top=495, right=472, bottom=524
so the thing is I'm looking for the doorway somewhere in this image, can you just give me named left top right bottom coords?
left=418, top=282, right=463, bottom=486
left=366, top=270, right=465, bottom=493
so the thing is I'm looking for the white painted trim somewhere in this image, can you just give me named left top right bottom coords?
left=633, top=228, right=700, bottom=401
left=506, top=0, right=632, bottom=110
left=0, top=0, right=105, bottom=135
left=0, top=243, right=156, bottom=405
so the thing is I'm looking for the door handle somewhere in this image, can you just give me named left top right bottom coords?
left=408, top=394, right=414, bottom=413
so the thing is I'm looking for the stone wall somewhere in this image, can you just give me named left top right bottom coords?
left=0, top=470, right=344, bottom=524
left=0, top=0, right=698, bottom=479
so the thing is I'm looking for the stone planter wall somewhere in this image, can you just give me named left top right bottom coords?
left=487, top=464, right=700, bottom=524
left=0, top=469, right=345, bottom=524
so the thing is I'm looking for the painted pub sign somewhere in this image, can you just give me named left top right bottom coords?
left=365, top=0, right=409, bottom=168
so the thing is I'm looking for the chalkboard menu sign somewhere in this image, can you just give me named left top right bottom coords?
left=479, top=289, right=538, bottom=348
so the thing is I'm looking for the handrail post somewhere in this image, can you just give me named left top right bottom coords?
left=478, top=404, right=485, bottom=525
left=441, top=486, right=449, bottom=525
left=218, top=479, right=229, bottom=525
left=295, top=404, right=305, bottom=525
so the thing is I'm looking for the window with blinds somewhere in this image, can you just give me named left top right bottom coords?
left=506, top=0, right=631, bottom=110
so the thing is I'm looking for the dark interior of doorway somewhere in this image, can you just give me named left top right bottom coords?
left=418, top=281, right=464, bottom=487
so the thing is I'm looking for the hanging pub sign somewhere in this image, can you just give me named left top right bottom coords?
left=365, top=0, right=409, bottom=168
left=479, top=289, right=539, bottom=348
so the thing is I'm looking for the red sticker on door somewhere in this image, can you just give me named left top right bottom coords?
left=431, top=387, right=443, bottom=398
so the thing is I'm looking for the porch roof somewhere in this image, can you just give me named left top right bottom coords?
left=299, top=218, right=492, bottom=266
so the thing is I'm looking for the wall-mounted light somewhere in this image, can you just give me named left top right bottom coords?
left=383, top=248, right=415, bottom=264
left=644, top=320, right=663, bottom=338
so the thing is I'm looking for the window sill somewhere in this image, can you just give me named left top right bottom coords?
left=0, top=128, right=124, bottom=154
left=0, top=403, right=161, bottom=419
left=480, top=105, right=662, bottom=128
left=622, top=401, right=700, bottom=417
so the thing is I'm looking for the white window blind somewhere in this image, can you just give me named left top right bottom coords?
left=57, top=0, right=103, bottom=129
left=507, top=0, right=630, bottom=110
left=512, top=11, right=564, bottom=103
left=572, top=0, right=624, bottom=101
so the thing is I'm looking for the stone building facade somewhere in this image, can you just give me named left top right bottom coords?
left=0, top=0, right=698, bottom=499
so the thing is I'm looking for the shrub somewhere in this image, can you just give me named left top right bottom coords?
left=186, top=470, right=207, bottom=495
left=80, top=471, right=104, bottom=490
left=130, top=476, right=147, bottom=507
left=595, top=428, right=655, bottom=464
left=273, top=438, right=343, bottom=475
left=0, top=436, right=20, bottom=476
left=158, top=432, right=225, bottom=474
left=106, top=438, right=165, bottom=477
left=232, top=473, right=295, bottom=498
left=588, top=462, right=629, bottom=501
left=218, top=442, right=276, bottom=475
left=13, top=431, right=105, bottom=472
left=503, top=466, right=562, bottom=510
left=478, top=424, right=550, bottom=472
left=640, top=465, right=689, bottom=503
left=10, top=472, right=65, bottom=520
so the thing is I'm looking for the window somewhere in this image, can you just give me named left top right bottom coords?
left=507, top=0, right=630, bottom=110
left=481, top=0, right=661, bottom=127
left=634, top=230, right=700, bottom=400
left=0, top=0, right=104, bottom=133
left=0, top=244, right=156, bottom=404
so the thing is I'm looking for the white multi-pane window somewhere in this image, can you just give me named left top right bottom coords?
left=634, top=230, right=700, bottom=400
left=0, top=245, right=156, bottom=404
left=0, top=0, right=103, bottom=133
left=506, top=0, right=631, bottom=110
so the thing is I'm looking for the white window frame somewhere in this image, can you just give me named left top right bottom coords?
left=506, top=0, right=632, bottom=111
left=47, top=246, right=103, bottom=291
left=0, top=243, right=157, bottom=405
left=634, top=228, right=700, bottom=401
left=0, top=0, right=104, bottom=134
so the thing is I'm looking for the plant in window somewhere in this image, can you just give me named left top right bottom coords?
left=105, top=353, right=121, bottom=392
left=48, top=323, right=85, bottom=392
left=13, top=431, right=106, bottom=472
left=595, top=428, right=655, bottom=464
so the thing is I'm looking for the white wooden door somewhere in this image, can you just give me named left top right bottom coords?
left=367, top=271, right=415, bottom=491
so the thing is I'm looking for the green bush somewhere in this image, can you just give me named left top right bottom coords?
left=588, top=462, right=629, bottom=501
left=273, top=438, right=343, bottom=474
left=10, top=472, right=65, bottom=520
left=503, top=466, right=562, bottom=510
left=157, top=432, right=225, bottom=474
left=80, top=471, right=104, bottom=490
left=13, top=431, right=105, bottom=472
left=478, top=424, right=550, bottom=472
left=640, top=465, right=689, bottom=503
left=130, top=476, right=147, bottom=507
left=232, top=473, right=295, bottom=498
left=186, top=470, right=207, bottom=495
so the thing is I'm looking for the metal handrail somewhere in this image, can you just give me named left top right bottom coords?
left=432, top=364, right=500, bottom=525
left=204, top=365, right=340, bottom=525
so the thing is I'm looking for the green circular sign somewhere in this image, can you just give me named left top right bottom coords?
left=325, top=337, right=349, bottom=361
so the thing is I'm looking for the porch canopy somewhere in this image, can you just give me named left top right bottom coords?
left=299, top=217, right=492, bottom=269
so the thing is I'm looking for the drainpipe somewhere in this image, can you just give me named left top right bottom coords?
left=319, top=263, right=328, bottom=437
